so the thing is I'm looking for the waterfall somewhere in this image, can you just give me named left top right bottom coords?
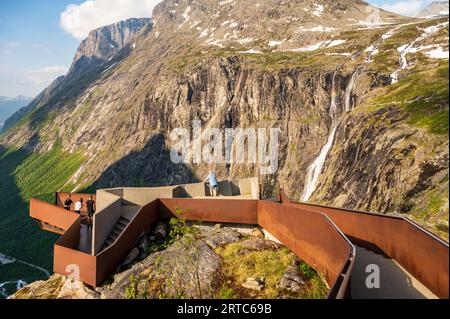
left=301, top=72, right=339, bottom=202
left=344, top=69, right=361, bottom=112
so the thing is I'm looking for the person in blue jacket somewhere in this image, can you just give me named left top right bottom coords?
left=204, top=171, right=219, bottom=197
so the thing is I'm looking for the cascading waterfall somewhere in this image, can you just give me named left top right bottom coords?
left=301, top=72, right=339, bottom=202
left=344, top=68, right=361, bottom=112
left=300, top=26, right=410, bottom=202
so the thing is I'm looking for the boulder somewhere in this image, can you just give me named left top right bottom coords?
left=238, top=237, right=280, bottom=254
left=155, top=222, right=168, bottom=239
left=203, top=228, right=241, bottom=249
left=251, top=228, right=264, bottom=238
left=242, top=277, right=265, bottom=291
left=57, top=279, right=100, bottom=299
left=277, top=264, right=305, bottom=292
left=116, top=248, right=140, bottom=272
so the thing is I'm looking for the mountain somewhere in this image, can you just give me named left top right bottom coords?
left=416, top=1, right=449, bottom=18
left=0, top=96, right=32, bottom=129
left=70, top=18, right=152, bottom=74
left=0, top=0, right=449, bottom=273
left=1, top=18, right=152, bottom=134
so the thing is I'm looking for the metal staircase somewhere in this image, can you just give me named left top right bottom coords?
left=101, top=216, right=131, bottom=251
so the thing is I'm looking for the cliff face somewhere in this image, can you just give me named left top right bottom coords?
left=70, top=18, right=152, bottom=73
left=0, top=0, right=448, bottom=236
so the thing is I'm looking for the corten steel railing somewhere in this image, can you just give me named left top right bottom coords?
left=158, top=198, right=353, bottom=298
left=30, top=198, right=80, bottom=233
left=30, top=193, right=355, bottom=298
left=258, top=200, right=355, bottom=299
left=56, top=192, right=96, bottom=213
left=158, top=198, right=259, bottom=224
left=95, top=200, right=161, bottom=286
left=279, top=190, right=450, bottom=299
left=53, top=216, right=97, bottom=286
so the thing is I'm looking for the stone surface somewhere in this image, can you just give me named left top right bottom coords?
left=277, top=264, right=305, bottom=292
left=251, top=228, right=265, bottom=238
left=101, top=230, right=225, bottom=299
left=203, top=228, right=242, bottom=249
left=9, top=275, right=100, bottom=299
left=242, top=277, right=265, bottom=291
left=238, top=237, right=281, bottom=255
left=117, top=247, right=140, bottom=272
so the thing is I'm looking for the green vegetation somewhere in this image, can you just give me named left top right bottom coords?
left=361, top=62, right=449, bottom=135
left=125, top=274, right=138, bottom=299
left=148, top=206, right=198, bottom=254
left=409, top=175, right=449, bottom=241
left=0, top=145, right=86, bottom=298
left=215, top=242, right=328, bottom=299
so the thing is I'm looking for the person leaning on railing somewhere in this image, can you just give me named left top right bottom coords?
left=64, top=194, right=73, bottom=211
left=204, top=170, right=219, bottom=197
left=74, top=198, right=83, bottom=214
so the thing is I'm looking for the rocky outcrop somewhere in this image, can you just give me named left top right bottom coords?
left=10, top=225, right=328, bottom=299
left=70, top=18, right=152, bottom=74
left=8, top=274, right=99, bottom=299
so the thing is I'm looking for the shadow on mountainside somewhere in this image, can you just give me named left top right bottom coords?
left=91, top=134, right=199, bottom=189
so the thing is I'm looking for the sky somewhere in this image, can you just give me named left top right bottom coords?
left=0, top=0, right=439, bottom=98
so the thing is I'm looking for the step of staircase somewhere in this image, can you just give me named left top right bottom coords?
left=101, top=216, right=131, bottom=251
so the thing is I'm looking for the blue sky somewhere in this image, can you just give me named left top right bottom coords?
left=0, top=0, right=436, bottom=98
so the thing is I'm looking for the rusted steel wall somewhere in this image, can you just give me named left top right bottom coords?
left=258, top=200, right=354, bottom=298
left=281, top=192, right=449, bottom=299
left=95, top=200, right=160, bottom=286
left=56, top=192, right=96, bottom=213
left=53, top=217, right=97, bottom=287
left=158, top=198, right=258, bottom=224
left=54, top=245, right=97, bottom=287
left=30, top=198, right=79, bottom=231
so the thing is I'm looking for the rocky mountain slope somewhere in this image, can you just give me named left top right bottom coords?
left=416, top=1, right=449, bottom=18
left=0, top=0, right=448, bottom=241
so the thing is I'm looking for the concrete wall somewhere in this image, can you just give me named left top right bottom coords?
left=181, top=183, right=206, bottom=197
left=92, top=191, right=122, bottom=255
left=239, top=177, right=259, bottom=199
left=171, top=178, right=259, bottom=199
left=121, top=187, right=175, bottom=206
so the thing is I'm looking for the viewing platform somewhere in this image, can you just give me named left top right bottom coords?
left=28, top=178, right=448, bottom=299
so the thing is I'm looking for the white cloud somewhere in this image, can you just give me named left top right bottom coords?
left=379, top=0, right=432, bottom=17
left=25, top=66, right=69, bottom=85
left=60, top=0, right=161, bottom=40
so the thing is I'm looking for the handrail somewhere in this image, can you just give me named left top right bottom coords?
left=95, top=200, right=160, bottom=286
left=321, top=213, right=356, bottom=299
left=280, top=189, right=448, bottom=243
left=258, top=199, right=355, bottom=299
left=30, top=198, right=79, bottom=231
left=279, top=189, right=449, bottom=298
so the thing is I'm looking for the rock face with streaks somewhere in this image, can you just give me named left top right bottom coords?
left=0, top=0, right=448, bottom=237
